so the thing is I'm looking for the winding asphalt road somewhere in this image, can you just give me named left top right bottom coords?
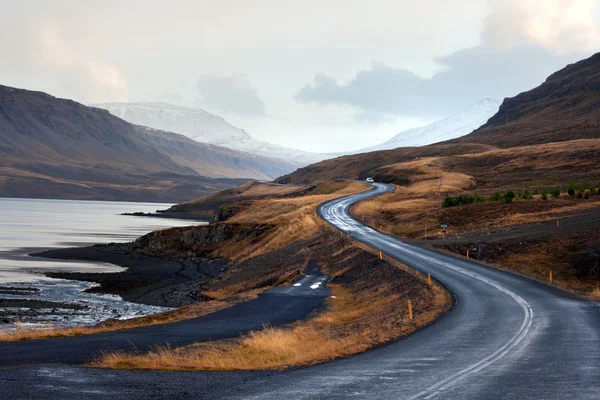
left=2, top=183, right=600, bottom=399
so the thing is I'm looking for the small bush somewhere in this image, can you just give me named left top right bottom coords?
left=503, top=190, right=516, bottom=204
left=442, top=194, right=485, bottom=208
left=584, top=191, right=590, bottom=199
left=576, top=191, right=583, bottom=199
left=490, top=192, right=502, bottom=202
left=551, top=188, right=561, bottom=198
left=541, top=189, right=548, bottom=200
left=568, top=185, right=576, bottom=197
left=523, top=190, right=533, bottom=200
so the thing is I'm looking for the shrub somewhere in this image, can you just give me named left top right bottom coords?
left=551, top=187, right=561, bottom=198
left=541, top=189, right=548, bottom=200
left=503, top=190, right=516, bottom=204
left=568, top=185, right=576, bottom=197
left=584, top=191, right=590, bottom=199
left=490, top=192, right=502, bottom=202
left=576, top=191, right=583, bottom=199
left=523, top=190, right=533, bottom=200
left=442, top=194, right=486, bottom=208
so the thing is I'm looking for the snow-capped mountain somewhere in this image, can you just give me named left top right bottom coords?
left=92, top=102, right=326, bottom=166
left=343, top=99, right=501, bottom=155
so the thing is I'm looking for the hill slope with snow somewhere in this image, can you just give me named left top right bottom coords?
left=93, top=102, right=326, bottom=166
left=343, top=99, right=500, bottom=155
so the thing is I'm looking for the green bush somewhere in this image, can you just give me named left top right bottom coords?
left=523, top=190, right=533, bottom=200
left=541, top=188, right=548, bottom=200
left=503, top=190, right=516, bottom=204
left=568, top=185, right=576, bottom=197
left=551, top=187, right=561, bottom=198
left=442, top=194, right=485, bottom=208
left=490, top=192, right=503, bottom=202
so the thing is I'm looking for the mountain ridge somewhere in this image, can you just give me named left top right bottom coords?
left=93, top=101, right=327, bottom=166
left=0, top=85, right=294, bottom=202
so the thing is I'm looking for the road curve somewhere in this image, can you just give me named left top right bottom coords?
left=2, top=183, right=600, bottom=399
left=0, top=267, right=329, bottom=367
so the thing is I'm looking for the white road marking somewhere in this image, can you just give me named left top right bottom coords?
left=293, top=283, right=302, bottom=287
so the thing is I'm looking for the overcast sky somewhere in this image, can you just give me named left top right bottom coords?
left=1, top=0, right=599, bottom=152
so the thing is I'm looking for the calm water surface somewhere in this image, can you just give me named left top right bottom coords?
left=0, top=197, right=204, bottom=327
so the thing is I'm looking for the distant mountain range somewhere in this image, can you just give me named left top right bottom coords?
left=93, top=102, right=327, bottom=166
left=337, top=99, right=500, bottom=155
left=0, top=85, right=297, bottom=202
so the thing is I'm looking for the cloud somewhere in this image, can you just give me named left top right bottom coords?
left=295, top=1, right=599, bottom=121
left=482, top=0, right=600, bottom=53
left=296, top=45, right=584, bottom=119
left=195, top=73, right=266, bottom=116
left=0, top=21, right=128, bottom=103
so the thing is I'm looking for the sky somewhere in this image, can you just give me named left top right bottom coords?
left=1, top=0, right=600, bottom=153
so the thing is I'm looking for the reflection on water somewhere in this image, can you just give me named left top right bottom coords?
left=0, top=197, right=200, bottom=283
left=0, top=197, right=204, bottom=328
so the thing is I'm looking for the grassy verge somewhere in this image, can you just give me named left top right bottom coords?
left=92, top=234, right=452, bottom=371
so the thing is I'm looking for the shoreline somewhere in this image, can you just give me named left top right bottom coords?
left=31, top=244, right=228, bottom=308
left=121, top=211, right=212, bottom=222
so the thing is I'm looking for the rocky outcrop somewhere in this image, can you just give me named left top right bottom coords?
left=129, top=223, right=274, bottom=259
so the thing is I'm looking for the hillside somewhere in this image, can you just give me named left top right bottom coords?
left=94, top=102, right=327, bottom=166
left=0, top=85, right=294, bottom=202
left=454, top=52, right=600, bottom=147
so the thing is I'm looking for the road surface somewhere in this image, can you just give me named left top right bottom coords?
left=2, top=183, right=600, bottom=399
left=0, top=264, right=329, bottom=367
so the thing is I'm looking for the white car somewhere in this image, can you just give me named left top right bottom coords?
left=366, top=177, right=374, bottom=183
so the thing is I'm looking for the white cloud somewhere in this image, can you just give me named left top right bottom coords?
left=0, top=20, right=127, bottom=103
left=482, top=0, right=600, bottom=53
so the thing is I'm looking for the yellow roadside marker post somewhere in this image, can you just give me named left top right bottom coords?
left=549, top=271, right=553, bottom=283
left=427, top=274, right=432, bottom=286
left=408, top=300, right=413, bottom=321
left=379, top=251, right=383, bottom=260
left=466, top=250, right=469, bottom=259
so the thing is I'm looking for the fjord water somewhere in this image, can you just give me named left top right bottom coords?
left=0, top=197, right=202, bottom=327
left=0, top=197, right=200, bottom=283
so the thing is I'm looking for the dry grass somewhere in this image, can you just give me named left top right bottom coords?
left=92, top=233, right=452, bottom=371
left=93, top=280, right=451, bottom=371
left=213, top=181, right=368, bottom=261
